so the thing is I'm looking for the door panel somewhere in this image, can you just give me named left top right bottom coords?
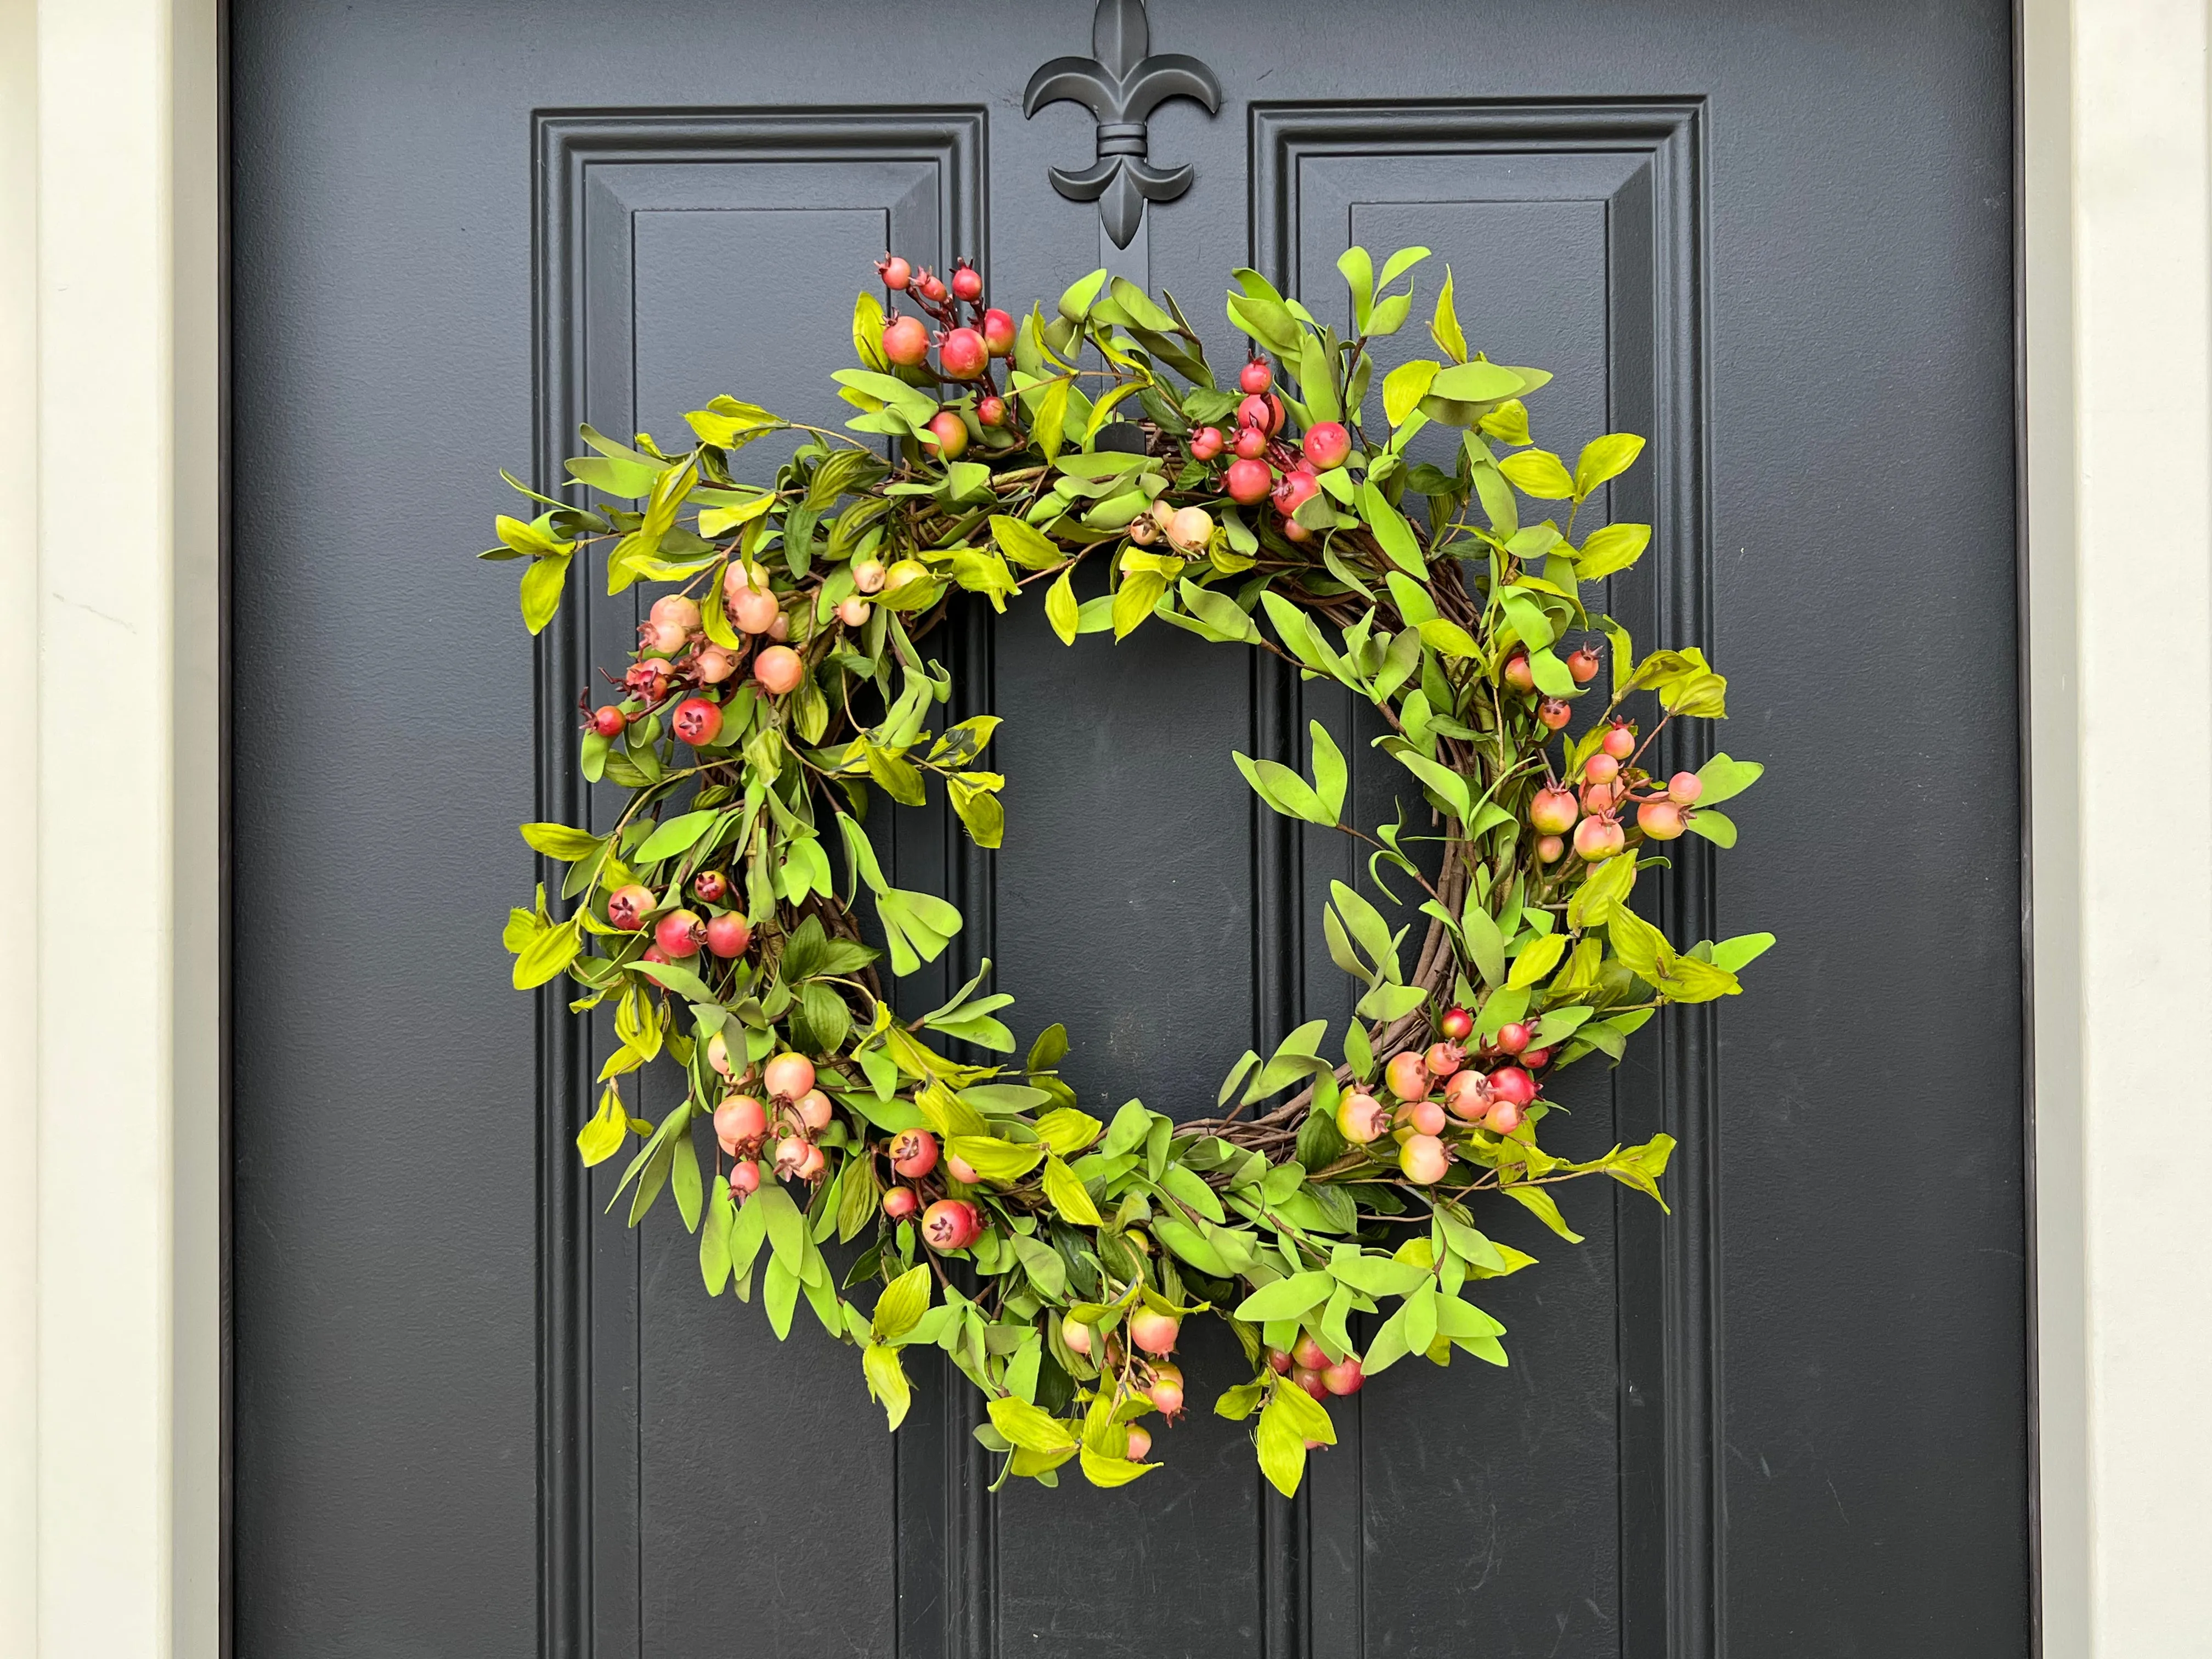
left=231, top=4, right=2024, bottom=1656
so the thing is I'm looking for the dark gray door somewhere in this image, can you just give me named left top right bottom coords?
left=230, top=3, right=2026, bottom=1655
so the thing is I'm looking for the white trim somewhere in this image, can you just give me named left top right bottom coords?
left=3, top=0, right=2204, bottom=1652
left=0, top=3, right=222, bottom=1656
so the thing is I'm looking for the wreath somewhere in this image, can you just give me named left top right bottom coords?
left=487, top=244, right=1770, bottom=1496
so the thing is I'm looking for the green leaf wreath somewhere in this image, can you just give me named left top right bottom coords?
left=487, top=246, right=1770, bottom=1496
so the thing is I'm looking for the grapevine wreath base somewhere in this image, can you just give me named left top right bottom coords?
left=489, top=245, right=1769, bottom=1495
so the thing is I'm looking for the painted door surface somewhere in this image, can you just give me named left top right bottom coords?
left=230, top=2, right=2025, bottom=1654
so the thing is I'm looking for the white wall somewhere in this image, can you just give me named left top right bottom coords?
left=0, top=2, right=223, bottom=1656
left=2025, top=0, right=2212, bottom=1654
left=0, top=0, right=2203, bottom=1653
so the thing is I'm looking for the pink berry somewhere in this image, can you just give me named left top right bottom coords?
left=794, top=1089, right=834, bottom=1132
left=949, top=261, right=983, bottom=303
left=889, top=1129, right=938, bottom=1178
left=937, top=326, right=988, bottom=380
left=1602, top=722, right=1637, bottom=760
left=1399, top=1133, right=1449, bottom=1184
left=1385, top=1050, right=1430, bottom=1102
left=1637, top=799, right=1688, bottom=840
left=1302, top=422, right=1351, bottom=470
left=1488, top=1066, right=1537, bottom=1108
left=1061, top=1313, right=1094, bottom=1357
left=877, top=255, right=912, bottom=291
left=713, top=1095, right=766, bottom=1156
left=1239, top=359, right=1274, bottom=394
left=1322, top=1357, right=1364, bottom=1396
left=1129, top=1310, right=1180, bottom=1356
left=653, top=910, right=706, bottom=958
left=882, top=315, right=929, bottom=365
left=752, top=645, right=803, bottom=695
left=1189, top=426, right=1224, bottom=460
left=981, top=308, right=1017, bottom=357
left=1336, top=1091, right=1390, bottom=1144
left=606, top=884, right=654, bottom=931
left=882, top=1187, right=919, bottom=1220
left=727, top=1159, right=761, bottom=1198
left=1667, top=771, right=1703, bottom=805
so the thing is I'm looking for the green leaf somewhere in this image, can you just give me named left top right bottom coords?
left=634, top=809, right=720, bottom=864
left=670, top=1121, right=703, bottom=1232
left=1042, top=1155, right=1103, bottom=1226
left=1112, top=571, right=1168, bottom=639
left=1711, top=932, right=1776, bottom=973
left=1377, top=244, right=1431, bottom=289
left=1567, top=854, right=1637, bottom=931
left=1256, top=1392, right=1309, bottom=1497
left=1328, top=1246, right=1429, bottom=1298
left=862, top=1342, right=913, bottom=1431
left=1496, top=586, right=1555, bottom=652
left=1178, top=578, right=1259, bottom=642
left=1012, top=1233, right=1068, bottom=1300
left=1357, top=483, right=1425, bottom=574
left=1572, top=433, right=1645, bottom=499
left=1428, top=360, right=1526, bottom=403
left=1034, top=377, right=1073, bottom=464
left=520, top=552, right=572, bottom=635
left=576, top=1084, right=629, bottom=1167
left=1035, top=1107, right=1102, bottom=1156
left=1080, top=1444, right=1157, bottom=1487
left=1498, top=448, right=1576, bottom=500
left=1685, top=809, right=1738, bottom=849
left=1383, top=359, right=1440, bottom=427
left=1503, top=1184, right=1585, bottom=1243
left=1336, top=245, right=1375, bottom=329
left=1575, top=521, right=1652, bottom=580
left=1306, top=721, right=1347, bottom=825
left=989, top=1395, right=1077, bottom=1453
left=872, top=1263, right=933, bottom=1339
left=1390, top=747, right=1475, bottom=823
left=1429, top=267, right=1466, bottom=362
left=520, top=822, right=603, bottom=862
left=1692, top=754, right=1764, bottom=808
left=1233, top=1271, right=1334, bottom=1323
left=991, top=514, right=1064, bottom=572
left=514, top=917, right=582, bottom=990
left=949, top=1135, right=1046, bottom=1182
left=1462, top=903, right=1506, bottom=986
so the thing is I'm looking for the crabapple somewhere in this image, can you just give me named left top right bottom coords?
left=1336, top=1091, right=1390, bottom=1144
left=643, top=616, right=689, bottom=654
left=1440, top=1006, right=1474, bottom=1041
left=1124, top=1425, right=1153, bottom=1462
left=1444, top=1069, right=1491, bottom=1120
left=794, top=1089, right=833, bottom=1132
left=705, top=1031, right=736, bottom=1080
left=1271, top=468, right=1320, bottom=517
left=1566, top=645, right=1602, bottom=683
left=704, top=912, right=751, bottom=958
left=914, top=268, right=947, bottom=303
left=1237, top=392, right=1284, bottom=435
left=949, top=261, right=983, bottom=303
left=1127, top=516, right=1159, bottom=546
left=981, top=308, right=1016, bottom=357
left=1302, top=421, right=1351, bottom=470
left=654, top=910, right=705, bottom=957
left=976, top=396, right=1007, bottom=429
left=837, top=597, right=872, bottom=628
left=1225, top=457, right=1273, bottom=505
left=1061, top=1313, right=1094, bottom=1357
left=1289, top=1366, right=1329, bottom=1400
left=1291, top=1333, right=1329, bottom=1371
left=693, top=645, right=738, bottom=684
left=1538, top=697, right=1572, bottom=731
left=1530, top=786, right=1579, bottom=834
left=727, top=1159, right=761, bottom=1198
left=921, top=1199, right=976, bottom=1252
left=764, top=1053, right=816, bottom=1101
left=713, top=1095, right=766, bottom=1156
left=1536, top=834, right=1566, bottom=862
left=1504, top=653, right=1536, bottom=693
left=650, top=594, right=699, bottom=633
left=1404, top=1099, right=1447, bottom=1136
left=1523, top=1046, right=1553, bottom=1069
left=1583, top=753, right=1622, bottom=785
left=1582, top=780, right=1624, bottom=815
left=1573, top=814, right=1626, bottom=860
left=1281, top=520, right=1312, bottom=543
left=1668, top=771, right=1704, bottom=805
left=1483, top=1097, right=1526, bottom=1135
left=1167, top=506, right=1215, bottom=553
left=1637, top=799, right=1688, bottom=840
left=1146, top=1362, right=1186, bottom=1419
left=670, top=697, right=723, bottom=747
left=936, top=326, right=988, bottom=380
left=890, top=1130, right=939, bottom=1178
left=882, top=315, right=930, bottom=366
left=1385, top=1049, right=1430, bottom=1101
left=851, top=558, right=887, bottom=595
left=946, top=1153, right=980, bottom=1185
left=752, top=645, right=803, bottom=695
left=925, top=410, right=969, bottom=458
left=1425, top=1042, right=1465, bottom=1078
left=1488, top=1066, right=1537, bottom=1107
left=1239, top=359, right=1274, bottom=394
left=1322, top=1357, right=1365, bottom=1396
left=883, top=558, right=932, bottom=594
left=693, top=868, right=730, bottom=904
left=877, top=255, right=912, bottom=291
left=1232, top=425, right=1268, bottom=460
left=882, top=1187, right=919, bottom=1220
left=774, top=1135, right=811, bottom=1180
left=1602, top=721, right=1637, bottom=760
left=588, top=704, right=627, bottom=738
left=1129, top=1310, right=1180, bottom=1356
left=1400, top=1133, right=1449, bottom=1184
left=607, top=884, right=654, bottom=931
left=1189, top=426, right=1224, bottom=460
left=1495, top=1022, right=1531, bottom=1056
left=730, top=587, right=780, bottom=634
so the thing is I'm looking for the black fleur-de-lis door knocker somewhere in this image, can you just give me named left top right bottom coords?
left=1024, top=0, right=1223, bottom=251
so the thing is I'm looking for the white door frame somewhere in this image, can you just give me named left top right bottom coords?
left=0, top=0, right=2198, bottom=1652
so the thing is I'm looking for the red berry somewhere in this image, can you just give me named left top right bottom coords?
left=1637, top=799, right=1688, bottom=840
left=1267, top=1347, right=1294, bottom=1375
left=1667, top=771, right=1703, bottom=805
left=1291, top=1333, right=1329, bottom=1371
left=1443, top=1069, right=1490, bottom=1120
left=1504, top=653, right=1536, bottom=693
left=977, top=395, right=1007, bottom=428
left=773, top=1135, right=811, bottom=1180
left=1302, top=422, right=1351, bottom=470
left=606, top=884, right=654, bottom=931
left=1536, top=833, right=1566, bottom=863
left=981, top=308, right=1017, bottom=356
left=1602, top=721, right=1637, bottom=760
left=1232, top=425, right=1268, bottom=460
left=1272, top=468, right=1320, bottom=518
left=670, top=696, right=723, bottom=747
left=1237, top=391, right=1285, bottom=435
left=882, top=315, right=929, bottom=366
left=1537, top=696, right=1572, bottom=731
left=589, top=704, right=627, bottom=737
left=1225, top=457, right=1273, bottom=505
left=949, top=260, right=983, bottom=302
left=1530, top=786, right=1579, bottom=834
left=654, top=909, right=706, bottom=958
left=921, top=1198, right=974, bottom=1252
left=946, top=1153, right=980, bottom=1185
left=1566, top=646, right=1601, bottom=684
left=1484, top=1097, right=1526, bottom=1135
left=1440, top=1005, right=1474, bottom=1042
left=1584, top=753, right=1622, bottom=785
left=1129, top=1310, right=1180, bottom=1356
left=1495, top=1022, right=1531, bottom=1056
left=877, top=255, right=912, bottom=291
left=1385, top=1050, right=1430, bottom=1102
left=915, top=268, right=947, bottom=304
left=703, top=912, right=750, bottom=959
left=727, top=1159, right=761, bottom=1198
left=1336, top=1091, right=1390, bottom=1143
left=882, top=1186, right=919, bottom=1220
left=1322, top=1357, right=1364, bottom=1396
left=1523, top=1046, right=1553, bottom=1069
left=889, top=1128, right=939, bottom=1179
left=1403, top=1098, right=1447, bottom=1136
left=692, top=869, right=729, bottom=904
left=925, top=410, right=969, bottom=458
left=1573, top=815, right=1626, bottom=860
left=764, top=1053, right=816, bottom=1101
left=937, top=326, right=988, bottom=380
left=1290, top=1365, right=1329, bottom=1400
left=1239, top=359, right=1274, bottom=394
left=1488, top=1066, right=1537, bottom=1107
left=1124, top=1424, right=1153, bottom=1462
left=1189, top=426, right=1224, bottom=460
left=752, top=645, right=803, bottom=695
left=1425, top=1042, right=1465, bottom=1078
left=713, top=1095, right=766, bottom=1156
left=1146, top=1361, right=1186, bottom=1419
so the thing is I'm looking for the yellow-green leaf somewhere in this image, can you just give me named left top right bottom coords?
left=1045, top=565, right=1080, bottom=646
left=988, top=1395, right=1079, bottom=1453
left=1041, top=1155, right=1103, bottom=1226
left=1430, top=267, right=1466, bottom=362
left=576, top=1083, right=629, bottom=1166
left=1034, top=1108, right=1103, bottom=1156
left=1079, top=1444, right=1156, bottom=1488
left=520, top=552, right=572, bottom=635
left=1575, top=521, right=1651, bottom=580
left=514, top=916, right=582, bottom=989
left=991, top=514, right=1063, bottom=572
left=1498, top=448, right=1576, bottom=500
left=1383, top=358, right=1440, bottom=427
left=1572, top=432, right=1645, bottom=499
left=872, top=1263, right=933, bottom=1340
left=862, top=1342, right=912, bottom=1431
left=948, top=1135, right=1046, bottom=1182
left=520, top=822, right=603, bottom=862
